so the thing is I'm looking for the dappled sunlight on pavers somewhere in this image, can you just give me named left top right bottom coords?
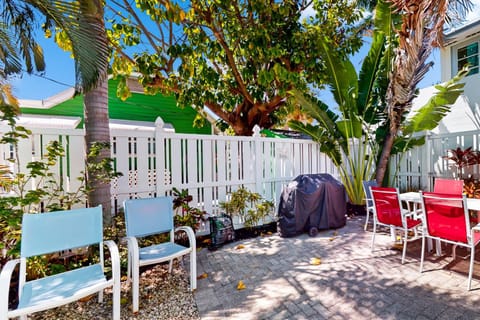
left=195, top=216, right=480, bottom=319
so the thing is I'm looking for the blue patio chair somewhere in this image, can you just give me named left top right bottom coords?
left=123, top=197, right=197, bottom=313
left=0, top=206, right=120, bottom=320
left=362, top=180, right=378, bottom=231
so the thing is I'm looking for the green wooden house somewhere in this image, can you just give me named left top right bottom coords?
left=19, top=79, right=212, bottom=134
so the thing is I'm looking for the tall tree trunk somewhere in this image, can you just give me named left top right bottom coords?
left=82, top=0, right=112, bottom=225
left=376, top=131, right=395, bottom=185
left=84, top=78, right=112, bottom=225
left=375, top=0, right=438, bottom=184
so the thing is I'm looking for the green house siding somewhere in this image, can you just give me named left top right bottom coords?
left=21, top=80, right=211, bottom=134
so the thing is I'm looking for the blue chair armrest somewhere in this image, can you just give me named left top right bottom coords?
left=124, top=236, right=140, bottom=256
left=175, top=226, right=196, bottom=249
left=0, top=258, right=21, bottom=317
left=104, top=240, right=121, bottom=280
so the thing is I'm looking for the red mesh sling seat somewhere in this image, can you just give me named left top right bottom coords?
left=370, top=187, right=422, bottom=264
left=420, top=192, right=480, bottom=290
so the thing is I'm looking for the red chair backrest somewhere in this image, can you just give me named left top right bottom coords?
left=433, top=178, right=464, bottom=195
left=370, top=187, right=403, bottom=227
left=421, top=192, right=468, bottom=243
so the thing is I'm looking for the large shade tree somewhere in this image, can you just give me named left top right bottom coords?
left=108, top=0, right=365, bottom=135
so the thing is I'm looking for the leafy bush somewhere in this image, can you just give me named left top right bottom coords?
left=219, top=186, right=275, bottom=228
left=172, top=187, right=208, bottom=232
left=0, top=102, right=121, bottom=278
left=443, top=147, right=478, bottom=179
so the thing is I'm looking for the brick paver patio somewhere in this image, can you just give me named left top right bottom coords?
left=194, top=216, right=480, bottom=319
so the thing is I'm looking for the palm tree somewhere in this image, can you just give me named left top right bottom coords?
left=375, top=0, right=473, bottom=184
left=80, top=0, right=112, bottom=225
left=1, top=0, right=112, bottom=224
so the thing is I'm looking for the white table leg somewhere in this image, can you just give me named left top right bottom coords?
left=390, top=226, right=396, bottom=241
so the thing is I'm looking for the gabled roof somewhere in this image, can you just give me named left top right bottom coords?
left=19, top=79, right=211, bottom=134
left=443, top=18, right=480, bottom=47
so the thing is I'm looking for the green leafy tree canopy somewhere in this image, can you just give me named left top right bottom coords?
left=107, top=0, right=364, bottom=135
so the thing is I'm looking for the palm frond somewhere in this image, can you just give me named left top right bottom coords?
left=0, top=1, right=43, bottom=75
left=0, top=23, right=22, bottom=75
left=445, top=0, right=474, bottom=27
left=28, top=0, right=109, bottom=92
left=290, top=89, right=338, bottom=132
left=316, top=37, right=358, bottom=115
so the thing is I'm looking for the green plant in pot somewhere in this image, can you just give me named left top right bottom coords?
left=172, top=187, right=208, bottom=232
left=219, top=186, right=275, bottom=229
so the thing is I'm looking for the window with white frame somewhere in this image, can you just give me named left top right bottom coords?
left=457, top=42, right=479, bottom=76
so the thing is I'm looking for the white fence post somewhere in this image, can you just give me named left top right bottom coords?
left=426, top=131, right=433, bottom=191
left=253, top=125, right=263, bottom=195
left=155, top=117, right=171, bottom=197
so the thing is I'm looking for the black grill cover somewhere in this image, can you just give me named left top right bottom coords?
left=278, top=174, right=346, bottom=237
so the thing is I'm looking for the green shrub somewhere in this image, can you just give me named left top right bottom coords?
left=219, top=186, right=275, bottom=228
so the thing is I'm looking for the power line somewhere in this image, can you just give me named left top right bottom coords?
left=26, top=72, right=74, bottom=88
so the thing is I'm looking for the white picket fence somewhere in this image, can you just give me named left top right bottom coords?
left=2, top=120, right=479, bottom=234
left=112, top=124, right=338, bottom=233
left=392, top=130, right=480, bottom=192
left=0, top=123, right=337, bottom=234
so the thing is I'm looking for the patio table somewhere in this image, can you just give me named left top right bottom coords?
left=399, top=192, right=480, bottom=211
left=399, top=192, right=480, bottom=255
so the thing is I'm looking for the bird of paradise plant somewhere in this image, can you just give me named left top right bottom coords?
left=290, top=1, right=466, bottom=205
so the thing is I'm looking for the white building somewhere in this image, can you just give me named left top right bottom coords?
left=425, top=18, right=480, bottom=134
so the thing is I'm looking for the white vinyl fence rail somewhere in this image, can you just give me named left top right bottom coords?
left=0, top=123, right=337, bottom=234
left=3, top=120, right=479, bottom=234
left=112, top=124, right=337, bottom=233
left=391, top=130, right=480, bottom=192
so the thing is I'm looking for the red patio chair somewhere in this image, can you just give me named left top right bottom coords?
left=433, top=178, right=464, bottom=195
left=420, top=191, right=480, bottom=290
left=370, top=186, right=422, bottom=264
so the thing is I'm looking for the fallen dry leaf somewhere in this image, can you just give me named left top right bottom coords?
left=310, top=257, right=322, bottom=265
left=235, top=244, right=245, bottom=250
left=391, top=243, right=403, bottom=251
left=329, top=237, right=335, bottom=241
left=203, top=238, right=212, bottom=244
left=236, top=280, right=246, bottom=290
left=197, top=273, right=208, bottom=280
left=79, top=294, right=95, bottom=302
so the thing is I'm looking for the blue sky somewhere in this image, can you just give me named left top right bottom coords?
left=11, top=2, right=480, bottom=101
